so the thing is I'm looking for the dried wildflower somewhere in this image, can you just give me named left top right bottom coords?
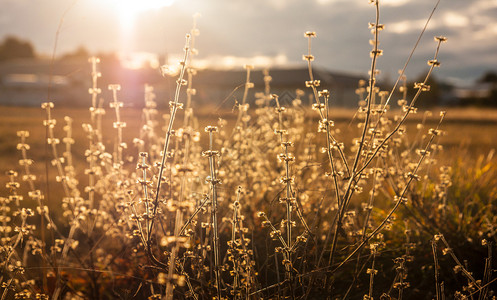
left=428, top=59, right=441, bottom=67
left=435, top=36, right=448, bottom=43
left=367, top=268, right=378, bottom=275
left=304, top=31, right=316, bottom=37
left=406, top=172, right=420, bottom=180
left=370, top=49, right=384, bottom=58
left=305, top=80, right=321, bottom=87
left=302, top=54, right=315, bottom=61
left=414, top=82, right=430, bottom=91
left=428, top=128, right=442, bottom=136
left=296, top=235, right=307, bottom=243
left=393, top=196, right=408, bottom=204
left=205, top=125, right=218, bottom=132
left=368, top=22, right=385, bottom=30
left=108, top=84, right=121, bottom=91
left=41, top=102, right=54, bottom=109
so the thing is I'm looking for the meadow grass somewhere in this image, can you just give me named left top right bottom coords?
left=1, top=106, right=495, bottom=172
left=1, top=1, right=497, bottom=299
left=1, top=103, right=495, bottom=299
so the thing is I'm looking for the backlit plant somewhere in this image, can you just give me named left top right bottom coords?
left=1, top=1, right=495, bottom=299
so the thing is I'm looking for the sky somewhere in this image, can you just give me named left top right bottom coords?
left=0, top=0, right=496, bottom=87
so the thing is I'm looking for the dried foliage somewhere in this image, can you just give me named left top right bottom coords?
left=1, top=2, right=496, bottom=299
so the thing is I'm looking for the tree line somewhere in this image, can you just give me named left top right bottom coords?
left=0, top=36, right=35, bottom=62
left=0, top=35, right=92, bottom=62
left=1, top=35, right=496, bottom=106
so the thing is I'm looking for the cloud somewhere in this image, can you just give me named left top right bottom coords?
left=389, top=19, right=428, bottom=34
left=0, top=0, right=495, bottom=84
left=442, top=12, right=469, bottom=28
left=473, top=23, right=497, bottom=41
left=315, top=0, right=352, bottom=5
left=381, top=0, right=410, bottom=7
left=0, top=15, right=9, bottom=25
left=193, top=54, right=290, bottom=70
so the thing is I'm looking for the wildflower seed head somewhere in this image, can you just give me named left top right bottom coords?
left=305, top=80, right=321, bottom=88
left=435, top=36, right=448, bottom=43
left=270, top=230, right=282, bottom=239
left=414, top=82, right=430, bottom=91
left=177, top=78, right=188, bottom=85
left=296, top=235, right=308, bottom=243
left=367, top=268, right=378, bottom=275
left=89, top=56, right=100, bottom=64
left=303, top=55, right=315, bottom=61
left=187, top=88, right=197, bottom=95
left=88, top=87, right=101, bottom=95
left=205, top=126, right=218, bottom=133
left=312, top=103, right=325, bottom=111
left=108, top=84, right=121, bottom=91
left=428, top=128, right=441, bottom=136
left=428, top=59, right=441, bottom=67
left=41, top=102, right=54, bottom=109
left=368, top=23, right=385, bottom=31
left=405, top=172, right=420, bottom=181
left=169, top=101, right=184, bottom=110
left=370, top=49, right=384, bottom=58
left=304, top=31, right=316, bottom=37
left=17, top=131, right=30, bottom=138
left=318, top=90, right=330, bottom=98
left=393, top=196, right=408, bottom=204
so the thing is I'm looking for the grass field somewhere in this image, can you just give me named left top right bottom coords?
left=1, top=97, right=497, bottom=299
left=1, top=105, right=496, bottom=172
left=1, top=1, right=497, bottom=297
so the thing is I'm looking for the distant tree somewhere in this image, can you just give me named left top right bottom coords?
left=478, top=71, right=497, bottom=84
left=477, top=71, right=497, bottom=106
left=407, top=72, right=442, bottom=107
left=60, top=46, right=90, bottom=60
left=0, top=36, right=36, bottom=61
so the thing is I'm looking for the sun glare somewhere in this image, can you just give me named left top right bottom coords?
left=110, top=0, right=175, bottom=28
left=119, top=0, right=175, bottom=12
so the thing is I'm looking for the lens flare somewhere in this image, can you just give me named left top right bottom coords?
left=111, top=0, right=175, bottom=28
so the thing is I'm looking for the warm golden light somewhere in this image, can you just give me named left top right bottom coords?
left=109, top=0, right=175, bottom=28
